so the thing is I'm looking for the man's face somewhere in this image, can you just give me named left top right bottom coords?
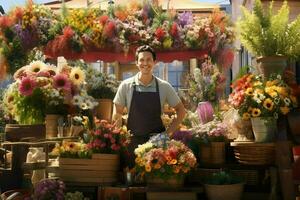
left=136, top=51, right=156, bottom=76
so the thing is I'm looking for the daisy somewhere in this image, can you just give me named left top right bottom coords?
left=19, top=76, right=36, bottom=96
left=53, top=74, right=71, bottom=91
left=70, top=67, right=85, bottom=85
left=28, top=61, right=47, bottom=73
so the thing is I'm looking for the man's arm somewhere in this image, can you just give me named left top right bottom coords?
left=113, top=103, right=125, bottom=128
left=165, top=102, right=186, bottom=135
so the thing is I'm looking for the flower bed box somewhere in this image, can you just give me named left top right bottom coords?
left=57, top=154, right=119, bottom=184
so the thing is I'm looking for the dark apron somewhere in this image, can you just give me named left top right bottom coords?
left=124, top=77, right=165, bottom=168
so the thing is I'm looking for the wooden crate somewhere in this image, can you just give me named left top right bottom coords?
left=57, top=154, right=119, bottom=184
left=147, top=192, right=197, bottom=200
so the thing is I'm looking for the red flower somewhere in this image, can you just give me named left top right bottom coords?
left=103, top=21, right=116, bottom=38
left=170, top=22, right=178, bottom=38
left=0, top=16, right=12, bottom=29
left=155, top=28, right=165, bottom=41
left=62, top=26, right=74, bottom=40
left=13, top=7, right=24, bottom=21
left=217, top=48, right=234, bottom=69
left=99, top=15, right=109, bottom=25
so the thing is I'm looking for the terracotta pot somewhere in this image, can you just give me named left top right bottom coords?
left=256, top=56, right=287, bottom=79
left=95, top=99, right=113, bottom=121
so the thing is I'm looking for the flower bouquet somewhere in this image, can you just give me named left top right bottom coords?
left=134, top=134, right=197, bottom=187
left=86, top=120, right=131, bottom=154
left=229, top=73, right=297, bottom=142
left=51, top=141, right=91, bottom=159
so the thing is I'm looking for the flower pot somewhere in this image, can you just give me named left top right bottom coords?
left=95, top=99, right=113, bottom=121
left=146, top=176, right=184, bottom=188
left=256, top=56, right=287, bottom=79
left=45, top=114, right=62, bottom=139
left=251, top=117, right=277, bottom=142
left=204, top=182, right=244, bottom=200
left=199, top=142, right=225, bottom=164
left=5, top=124, right=46, bottom=141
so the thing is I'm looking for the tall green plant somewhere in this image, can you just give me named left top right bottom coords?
left=237, top=0, right=300, bottom=59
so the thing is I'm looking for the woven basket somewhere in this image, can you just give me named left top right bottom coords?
left=199, top=142, right=225, bottom=164
left=231, top=142, right=275, bottom=165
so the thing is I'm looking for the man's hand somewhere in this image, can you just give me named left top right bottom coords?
left=113, top=104, right=125, bottom=128
left=166, top=102, right=186, bottom=135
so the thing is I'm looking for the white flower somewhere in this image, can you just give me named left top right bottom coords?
left=284, top=97, right=291, bottom=106
left=72, top=95, right=83, bottom=106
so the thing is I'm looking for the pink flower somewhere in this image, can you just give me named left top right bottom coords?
left=94, top=130, right=101, bottom=135
left=110, top=138, right=116, bottom=144
left=111, top=144, right=120, bottom=151
left=19, top=76, right=36, bottom=96
left=37, top=71, right=50, bottom=78
left=53, top=74, right=71, bottom=91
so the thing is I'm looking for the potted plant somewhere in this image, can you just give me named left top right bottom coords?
left=193, top=117, right=228, bottom=164
left=85, top=65, right=119, bottom=121
left=237, top=0, right=300, bottom=78
left=204, top=170, right=244, bottom=200
left=229, top=73, right=298, bottom=142
left=134, top=133, right=197, bottom=188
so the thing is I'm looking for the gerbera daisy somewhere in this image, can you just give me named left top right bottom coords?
left=53, top=74, right=71, bottom=91
left=19, top=76, right=36, bottom=96
left=280, top=107, right=290, bottom=115
left=70, top=67, right=85, bottom=85
left=245, top=88, right=253, bottom=95
left=263, top=98, right=274, bottom=111
left=251, top=108, right=261, bottom=117
left=28, top=61, right=47, bottom=73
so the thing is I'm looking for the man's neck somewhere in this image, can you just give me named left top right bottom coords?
left=138, top=73, right=153, bottom=86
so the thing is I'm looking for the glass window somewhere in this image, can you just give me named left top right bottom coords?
left=167, top=61, right=189, bottom=91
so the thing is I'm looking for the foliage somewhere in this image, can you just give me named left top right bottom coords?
left=134, top=134, right=197, bottom=180
left=237, top=0, right=300, bottom=58
left=0, top=88, right=7, bottom=132
left=205, top=170, right=243, bottom=185
left=229, top=73, right=298, bottom=119
left=87, top=120, right=131, bottom=154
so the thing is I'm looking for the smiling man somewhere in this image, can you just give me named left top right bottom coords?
left=113, top=45, right=186, bottom=168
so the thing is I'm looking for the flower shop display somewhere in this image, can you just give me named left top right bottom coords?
left=134, top=133, right=197, bottom=188
left=237, top=0, right=300, bottom=78
left=2, top=60, right=97, bottom=139
left=229, top=73, right=297, bottom=142
left=32, top=178, right=65, bottom=200
left=185, top=58, right=227, bottom=110
left=0, top=2, right=234, bottom=76
left=197, top=101, right=215, bottom=124
left=204, top=171, right=244, bottom=200
left=51, top=121, right=131, bottom=184
left=193, top=118, right=228, bottom=164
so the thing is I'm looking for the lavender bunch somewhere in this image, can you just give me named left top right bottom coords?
left=171, top=130, right=193, bottom=145
left=13, top=23, right=38, bottom=50
left=33, top=179, right=65, bottom=200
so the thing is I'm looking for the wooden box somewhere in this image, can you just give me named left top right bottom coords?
left=58, top=153, right=119, bottom=184
left=100, top=187, right=129, bottom=200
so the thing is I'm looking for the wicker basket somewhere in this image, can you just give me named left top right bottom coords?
left=231, top=142, right=275, bottom=165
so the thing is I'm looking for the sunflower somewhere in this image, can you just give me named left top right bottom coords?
left=251, top=108, right=261, bottom=117
left=70, top=67, right=85, bottom=85
left=242, top=112, right=250, bottom=120
left=263, top=98, right=274, bottom=111
left=245, top=88, right=254, bottom=95
left=145, top=164, right=152, bottom=172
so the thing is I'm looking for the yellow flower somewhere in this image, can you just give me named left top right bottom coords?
left=242, top=112, right=250, bottom=120
left=255, top=89, right=264, bottom=94
left=154, top=163, right=161, bottom=169
left=70, top=67, right=85, bottom=85
left=263, top=98, right=274, bottom=111
left=163, top=37, right=173, bottom=49
left=166, top=155, right=172, bottom=162
left=290, top=95, right=298, bottom=105
left=251, top=108, right=261, bottom=117
left=170, top=159, right=177, bottom=165
left=173, top=166, right=180, bottom=174
left=266, top=81, right=273, bottom=87
left=145, top=164, right=152, bottom=172
left=280, top=107, right=290, bottom=115
left=253, top=81, right=262, bottom=86
left=245, top=88, right=254, bottom=95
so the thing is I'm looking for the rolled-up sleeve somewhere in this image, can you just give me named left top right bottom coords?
left=113, top=82, right=126, bottom=107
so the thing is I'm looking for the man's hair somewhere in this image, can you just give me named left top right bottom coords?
left=135, top=45, right=156, bottom=61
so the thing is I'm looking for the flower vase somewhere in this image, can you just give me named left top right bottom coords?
left=146, top=175, right=184, bottom=188
left=45, top=115, right=61, bottom=139
left=95, top=99, right=113, bottom=121
left=251, top=117, right=277, bottom=142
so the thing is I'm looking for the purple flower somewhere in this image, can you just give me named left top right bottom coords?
left=178, top=12, right=193, bottom=27
left=13, top=23, right=38, bottom=49
left=171, top=130, right=193, bottom=145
